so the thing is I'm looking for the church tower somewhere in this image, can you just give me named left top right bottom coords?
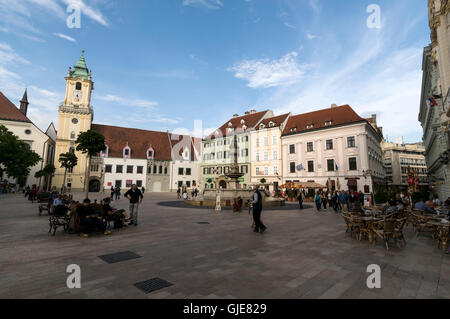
left=53, top=50, right=94, bottom=191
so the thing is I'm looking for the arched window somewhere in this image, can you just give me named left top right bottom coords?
left=75, top=82, right=82, bottom=90
left=147, top=147, right=154, bottom=159
left=123, top=145, right=131, bottom=158
left=70, top=131, right=75, bottom=139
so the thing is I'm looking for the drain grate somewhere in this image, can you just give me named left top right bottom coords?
left=98, top=251, right=142, bottom=264
left=197, top=222, right=210, bottom=224
left=134, top=278, right=173, bottom=294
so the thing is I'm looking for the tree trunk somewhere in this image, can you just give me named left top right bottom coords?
left=62, top=168, right=67, bottom=194
left=84, top=155, right=91, bottom=199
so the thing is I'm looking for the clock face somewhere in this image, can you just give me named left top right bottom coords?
left=73, top=90, right=82, bottom=100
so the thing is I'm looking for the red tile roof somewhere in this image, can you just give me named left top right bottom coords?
left=91, top=124, right=172, bottom=160
left=282, top=105, right=364, bottom=136
left=0, top=92, right=31, bottom=123
left=255, top=113, right=290, bottom=130
left=207, top=110, right=269, bottom=139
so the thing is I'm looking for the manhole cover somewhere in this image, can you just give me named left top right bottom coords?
left=134, top=278, right=173, bottom=294
left=98, top=251, right=141, bottom=264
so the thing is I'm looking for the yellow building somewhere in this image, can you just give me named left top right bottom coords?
left=53, top=51, right=94, bottom=191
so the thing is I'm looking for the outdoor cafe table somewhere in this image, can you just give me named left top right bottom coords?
left=427, top=220, right=450, bottom=252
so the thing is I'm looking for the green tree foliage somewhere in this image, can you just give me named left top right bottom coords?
left=75, top=130, right=106, bottom=198
left=0, top=125, right=41, bottom=179
left=58, top=152, right=78, bottom=192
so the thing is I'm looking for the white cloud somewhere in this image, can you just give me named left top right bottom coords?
left=229, top=51, right=307, bottom=89
left=183, top=0, right=223, bottom=9
left=53, top=32, right=76, bottom=42
left=96, top=94, right=159, bottom=109
left=306, top=33, right=317, bottom=40
left=62, top=0, right=109, bottom=26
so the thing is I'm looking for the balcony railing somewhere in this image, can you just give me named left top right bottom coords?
left=59, top=104, right=94, bottom=115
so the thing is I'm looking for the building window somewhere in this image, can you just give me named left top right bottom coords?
left=273, top=151, right=278, bottom=160
left=327, top=159, right=335, bottom=172
left=136, top=180, right=143, bottom=188
left=186, top=181, right=191, bottom=187
left=349, top=157, right=357, bottom=171
left=116, top=165, right=123, bottom=173
left=123, top=146, right=131, bottom=158
left=75, top=82, right=82, bottom=90
left=306, top=124, right=313, bottom=129
left=178, top=168, right=184, bottom=175
left=326, top=140, right=333, bottom=150
left=147, top=147, right=154, bottom=159
left=347, top=136, right=356, bottom=148
left=126, top=180, right=133, bottom=188
left=307, top=142, right=313, bottom=152
left=241, top=165, right=248, bottom=174
left=186, top=168, right=191, bottom=175
left=273, top=136, right=278, bottom=145
left=115, top=180, right=122, bottom=188
left=264, top=137, right=268, bottom=146
left=289, top=144, right=295, bottom=154
left=256, top=152, right=260, bottom=161
left=308, top=161, right=314, bottom=172
left=70, top=131, right=75, bottom=139
left=325, top=121, right=332, bottom=126
left=68, top=167, right=73, bottom=173
left=127, top=166, right=133, bottom=174
left=90, top=165, right=99, bottom=172
left=264, top=167, right=269, bottom=175
left=159, top=166, right=163, bottom=174
left=153, top=165, right=157, bottom=174
left=256, top=167, right=260, bottom=175
left=290, top=162, right=296, bottom=173
left=105, top=165, right=112, bottom=173
left=264, top=151, right=268, bottom=161
left=274, top=166, right=278, bottom=175
left=137, top=166, right=143, bottom=174
left=72, top=118, right=78, bottom=124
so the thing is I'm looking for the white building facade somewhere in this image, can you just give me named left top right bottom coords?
left=281, top=105, right=385, bottom=194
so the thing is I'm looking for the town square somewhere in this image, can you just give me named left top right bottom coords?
left=0, top=0, right=450, bottom=303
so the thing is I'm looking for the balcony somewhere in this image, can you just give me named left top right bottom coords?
left=59, top=104, right=94, bottom=115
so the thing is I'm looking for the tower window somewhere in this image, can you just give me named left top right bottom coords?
left=76, top=82, right=82, bottom=90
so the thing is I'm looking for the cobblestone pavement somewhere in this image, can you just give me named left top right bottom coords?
left=0, top=192, right=449, bottom=299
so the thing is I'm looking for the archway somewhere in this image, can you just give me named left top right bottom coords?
left=89, top=179, right=101, bottom=192
left=219, top=180, right=227, bottom=189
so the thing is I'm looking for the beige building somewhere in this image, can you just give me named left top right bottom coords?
left=0, top=91, right=56, bottom=189
left=281, top=105, right=385, bottom=194
left=382, top=139, right=428, bottom=189
left=250, top=113, right=290, bottom=192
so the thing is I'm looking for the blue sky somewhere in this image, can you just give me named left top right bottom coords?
left=0, top=0, right=429, bottom=142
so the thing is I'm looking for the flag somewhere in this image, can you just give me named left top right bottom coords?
left=427, top=97, right=438, bottom=107
left=335, top=164, right=339, bottom=171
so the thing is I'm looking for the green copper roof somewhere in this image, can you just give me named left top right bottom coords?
left=70, top=50, right=89, bottom=80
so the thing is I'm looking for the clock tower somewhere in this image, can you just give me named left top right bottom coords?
left=53, top=50, right=94, bottom=191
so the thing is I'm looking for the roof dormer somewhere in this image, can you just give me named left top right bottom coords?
left=269, top=121, right=275, bottom=127
left=123, top=143, right=131, bottom=159
left=324, top=120, right=332, bottom=126
left=259, top=123, right=265, bottom=129
left=240, top=119, right=245, bottom=125
left=147, top=146, right=154, bottom=159
left=100, top=145, right=109, bottom=157
left=228, top=122, right=233, bottom=127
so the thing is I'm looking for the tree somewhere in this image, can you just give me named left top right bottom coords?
left=35, top=164, right=56, bottom=190
left=58, top=152, right=78, bottom=193
left=0, top=125, right=41, bottom=181
left=75, top=130, right=106, bottom=199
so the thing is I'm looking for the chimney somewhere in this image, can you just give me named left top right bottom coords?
left=331, top=103, right=337, bottom=108
left=233, top=114, right=239, bottom=118
left=244, top=111, right=250, bottom=115
left=20, top=89, right=29, bottom=116
left=250, top=109, right=257, bottom=114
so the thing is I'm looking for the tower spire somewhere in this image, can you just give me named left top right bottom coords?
left=20, top=89, right=29, bottom=116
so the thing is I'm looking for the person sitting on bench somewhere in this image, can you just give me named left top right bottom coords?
left=102, top=198, right=129, bottom=228
left=78, top=198, right=111, bottom=237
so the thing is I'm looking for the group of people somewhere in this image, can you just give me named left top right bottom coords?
left=177, top=187, right=199, bottom=200
left=311, top=189, right=367, bottom=212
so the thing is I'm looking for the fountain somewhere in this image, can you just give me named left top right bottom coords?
left=185, top=134, right=285, bottom=208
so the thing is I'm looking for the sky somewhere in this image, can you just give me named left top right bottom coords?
left=0, top=0, right=430, bottom=142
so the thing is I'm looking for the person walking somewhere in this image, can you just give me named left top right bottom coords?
left=322, top=192, right=328, bottom=210
left=110, top=186, right=115, bottom=201
left=251, top=187, right=266, bottom=233
left=115, top=186, right=121, bottom=200
left=315, top=192, right=322, bottom=211
left=124, top=184, right=144, bottom=226
left=177, top=187, right=181, bottom=199
left=297, top=190, right=304, bottom=210
left=141, top=186, right=145, bottom=194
